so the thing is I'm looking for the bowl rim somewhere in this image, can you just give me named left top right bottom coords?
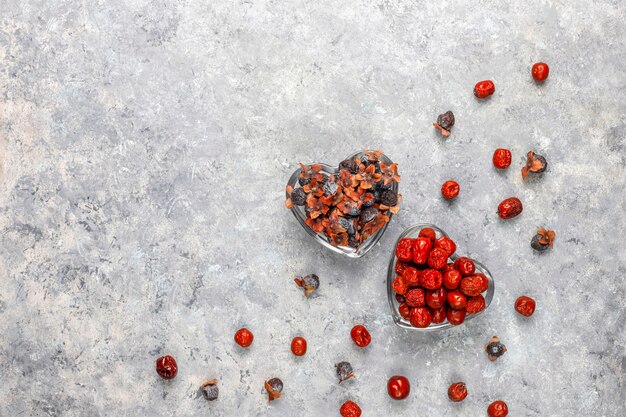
left=285, top=150, right=399, bottom=258
left=387, top=223, right=495, bottom=331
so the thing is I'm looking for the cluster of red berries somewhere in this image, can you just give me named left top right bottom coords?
left=392, top=227, right=488, bottom=328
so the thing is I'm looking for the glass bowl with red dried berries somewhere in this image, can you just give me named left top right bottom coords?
left=285, top=150, right=401, bottom=258
left=387, top=224, right=495, bottom=331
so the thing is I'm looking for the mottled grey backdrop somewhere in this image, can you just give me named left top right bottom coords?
left=0, top=1, right=624, bottom=416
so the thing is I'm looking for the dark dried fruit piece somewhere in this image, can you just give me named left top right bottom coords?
left=200, top=379, right=219, bottom=401
left=448, top=381, right=468, bottom=402
left=339, top=158, right=359, bottom=174
left=531, top=228, right=555, bottom=251
left=433, top=111, right=455, bottom=137
left=485, top=336, right=507, bottom=361
left=336, top=361, right=355, bottom=383
left=360, top=206, right=379, bottom=223
left=265, top=377, right=283, bottom=401
left=522, top=151, right=547, bottom=179
left=340, top=400, right=362, bottom=417
left=294, top=274, right=320, bottom=297
left=155, top=355, right=178, bottom=380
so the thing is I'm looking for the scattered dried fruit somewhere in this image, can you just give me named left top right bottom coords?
left=521, top=151, right=547, bottom=179
left=336, top=362, right=355, bottom=383
left=291, top=336, right=307, bottom=356
left=294, top=274, right=320, bottom=297
left=485, top=336, right=507, bottom=361
left=234, top=328, right=254, bottom=348
left=488, top=400, right=509, bottom=417
left=515, top=296, right=536, bottom=317
left=441, top=180, right=460, bottom=200
left=497, top=197, right=523, bottom=220
left=433, top=110, right=455, bottom=137
left=531, top=228, right=555, bottom=252
left=448, top=382, right=468, bottom=402
left=350, top=325, right=371, bottom=348
left=200, top=379, right=219, bottom=401
left=340, top=400, right=362, bottom=417
left=474, top=80, right=495, bottom=98
left=492, top=148, right=512, bottom=169
left=155, top=355, right=178, bottom=380
left=387, top=375, right=411, bottom=400
left=532, top=62, right=549, bottom=81
left=265, top=377, right=283, bottom=401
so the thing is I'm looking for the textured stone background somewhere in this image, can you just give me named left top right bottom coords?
left=0, top=1, right=624, bottom=416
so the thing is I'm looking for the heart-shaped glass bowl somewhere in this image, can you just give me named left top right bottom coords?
left=387, top=224, right=495, bottom=331
left=285, top=151, right=399, bottom=258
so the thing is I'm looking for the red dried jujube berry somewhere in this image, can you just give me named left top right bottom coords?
left=291, top=336, right=307, bottom=356
left=435, top=236, right=456, bottom=256
left=412, top=237, right=432, bottom=264
left=426, top=287, right=447, bottom=309
left=340, top=400, right=362, bottom=417
left=398, top=303, right=410, bottom=319
left=474, top=80, right=495, bottom=98
left=409, top=306, right=432, bottom=328
left=447, top=290, right=467, bottom=310
left=430, top=306, right=447, bottom=323
left=234, top=328, right=254, bottom=348
left=351, top=325, right=371, bottom=348
left=406, top=288, right=426, bottom=307
left=441, top=180, right=460, bottom=200
left=466, top=294, right=486, bottom=314
left=401, top=266, right=421, bottom=287
left=447, top=308, right=467, bottom=325
left=515, top=295, right=536, bottom=317
left=497, top=197, right=523, bottom=220
left=532, top=62, right=549, bottom=81
left=155, top=355, right=178, bottom=380
left=428, top=247, right=449, bottom=270
left=419, top=227, right=437, bottom=242
left=454, top=257, right=475, bottom=276
left=488, top=400, right=509, bottom=417
left=493, top=148, right=512, bottom=169
left=448, top=382, right=468, bottom=402
left=420, top=269, right=443, bottom=290
left=392, top=276, right=408, bottom=295
left=460, top=276, right=484, bottom=297
left=396, top=238, right=414, bottom=262
left=443, top=269, right=462, bottom=290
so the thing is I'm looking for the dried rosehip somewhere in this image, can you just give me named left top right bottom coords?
left=387, top=375, right=410, bottom=400
left=532, top=62, right=549, bottom=81
left=409, top=306, right=432, bottom=328
left=200, top=379, right=219, bottom=401
left=466, top=294, right=486, bottom=314
left=402, top=266, right=421, bottom=286
left=435, top=236, right=456, bottom=256
left=392, top=276, right=408, bottom=295
left=420, top=269, right=443, bottom=290
left=446, top=308, right=466, bottom=325
left=406, top=288, right=426, bottom=307
left=430, top=306, right=447, bottom=323
left=521, top=151, right=547, bottom=179
left=433, top=110, right=455, bottom=137
left=336, top=362, right=355, bottom=383
left=396, top=238, right=414, bottom=262
left=531, top=228, right=555, bottom=252
left=460, top=276, right=483, bottom=297
left=412, top=237, right=432, bottom=264
left=488, top=400, right=509, bottom=417
left=398, top=303, right=410, bottom=319
left=290, top=187, right=307, bottom=206
left=448, top=382, right=468, bottom=402
left=419, top=227, right=437, bottom=242
left=441, top=180, right=460, bottom=200
left=426, top=287, right=447, bottom=309
left=485, top=336, right=507, bottom=361
left=443, top=269, right=462, bottom=290
left=294, top=274, right=320, bottom=297
left=454, top=257, right=475, bottom=277
left=291, top=336, right=307, bottom=356
left=234, top=328, right=254, bottom=348
left=474, top=80, right=495, bottom=98
left=515, top=296, right=536, bottom=317
left=265, top=377, right=283, bottom=401
left=155, top=355, right=177, bottom=380
left=351, top=325, right=371, bottom=348
left=340, top=400, right=362, bottom=417
left=446, top=290, right=467, bottom=310
left=428, top=247, right=449, bottom=270
left=497, top=197, right=523, bottom=220
left=492, top=148, right=512, bottom=169
left=339, top=158, right=359, bottom=174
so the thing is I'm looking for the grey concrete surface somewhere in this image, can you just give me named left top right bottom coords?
left=1, top=1, right=625, bottom=416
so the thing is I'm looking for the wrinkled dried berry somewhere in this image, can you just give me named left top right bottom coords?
left=488, top=400, right=509, bottom=417
left=433, top=111, right=455, bottom=137
left=409, top=306, right=432, bottom=328
left=466, top=294, right=486, bottom=314
left=497, top=197, right=523, bottom=220
left=441, top=180, right=460, bottom=200
left=350, top=325, right=371, bottom=348
left=387, top=375, right=411, bottom=400
left=265, top=377, right=283, bottom=401
left=430, top=306, right=447, bottom=323
left=447, top=290, right=467, bottom=310
left=406, top=288, right=426, bottom=307
left=446, top=308, right=466, bottom=325
left=522, top=151, right=547, bottom=179
left=412, top=237, right=432, bottom=265
left=336, top=361, right=355, bottom=383
left=290, top=187, right=307, bottom=206
left=360, top=206, right=379, bottom=223
left=339, top=158, right=358, bottom=174
left=294, top=274, right=320, bottom=297
left=155, top=355, right=178, bottom=380
left=200, top=379, right=219, bottom=401
left=291, top=336, right=307, bottom=356
left=493, top=148, right=512, bottom=169
left=485, top=336, right=507, bottom=361
left=515, top=296, right=536, bottom=317
left=380, top=190, right=398, bottom=207
left=323, top=181, right=339, bottom=196
left=531, top=228, right=555, bottom=252
left=401, top=266, right=421, bottom=286
left=234, top=328, right=254, bottom=348
left=340, top=400, right=362, bottom=417
left=532, top=62, right=549, bottom=81
left=448, top=382, right=467, bottom=402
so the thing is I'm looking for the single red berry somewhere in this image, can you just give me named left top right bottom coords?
left=435, top=236, right=456, bottom=256
left=398, top=303, right=410, bottom=319
left=446, top=290, right=467, bottom=310
left=340, top=400, right=362, bottom=417
left=442, top=262, right=456, bottom=272
left=460, top=276, right=484, bottom=297
left=387, top=375, right=411, bottom=400
left=532, top=62, right=549, bottom=81
left=155, top=355, right=178, bottom=380
left=430, top=306, right=447, bottom=323
left=446, top=308, right=467, bottom=325
left=515, top=296, right=536, bottom=317
left=406, top=288, right=426, bottom=307
left=395, top=261, right=409, bottom=275
left=420, top=269, right=443, bottom=290
left=443, top=269, right=462, bottom=290
left=419, top=227, right=437, bottom=242
left=474, top=273, right=489, bottom=292
left=488, top=400, right=509, bottom=417
left=498, top=197, right=523, bottom=220
left=474, top=80, right=495, bottom=98
left=412, top=237, right=432, bottom=265
left=441, top=180, right=460, bottom=200
left=409, top=306, right=432, bottom=328
left=395, top=238, right=414, bottom=262
left=401, top=266, right=421, bottom=287
left=392, top=276, right=408, bottom=295
left=448, top=382, right=468, bottom=402
left=291, top=336, right=307, bottom=356
left=466, top=294, right=486, bottom=314
left=427, top=247, right=449, bottom=270
left=426, top=287, right=447, bottom=309
left=454, top=257, right=475, bottom=276
left=234, top=328, right=254, bottom=348
left=493, top=148, right=512, bottom=169
left=351, top=325, right=371, bottom=348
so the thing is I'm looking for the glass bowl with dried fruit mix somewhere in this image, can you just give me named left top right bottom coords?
left=285, top=150, right=401, bottom=258
left=387, top=224, right=494, bottom=331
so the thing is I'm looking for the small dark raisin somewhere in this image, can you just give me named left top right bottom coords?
left=339, top=159, right=358, bottom=174
left=200, top=380, right=219, bottom=401
left=360, top=206, right=379, bottom=223
left=348, top=236, right=360, bottom=248
left=290, top=188, right=307, bottom=206
left=485, top=336, right=507, bottom=361
left=338, top=216, right=356, bottom=235
left=437, top=111, right=455, bottom=131
left=335, top=361, right=355, bottom=383
left=323, top=181, right=339, bottom=197
left=380, top=190, right=398, bottom=207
